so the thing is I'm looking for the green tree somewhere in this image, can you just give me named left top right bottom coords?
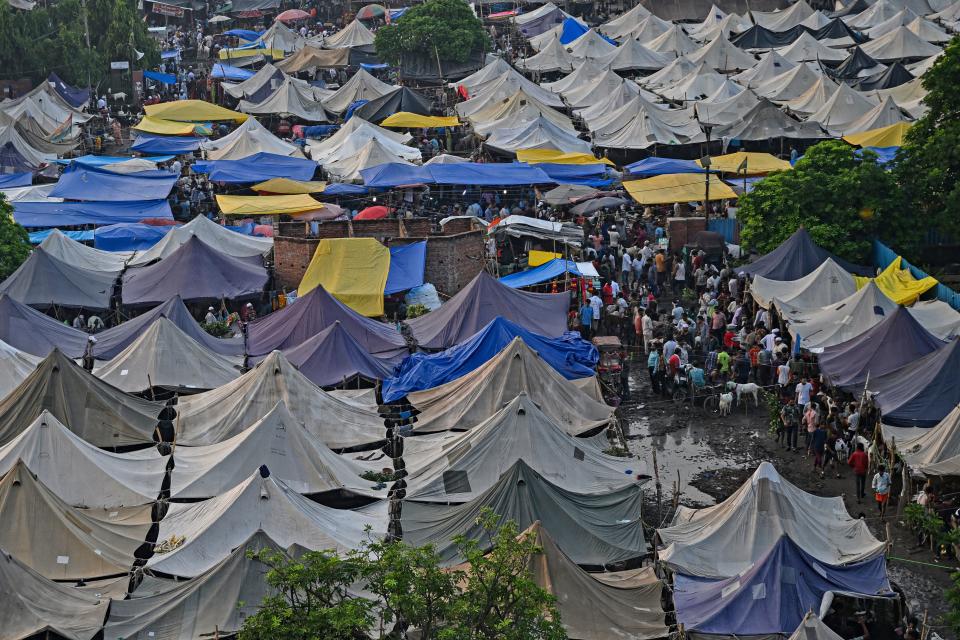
left=239, top=513, right=565, bottom=640
left=894, top=37, right=960, bottom=240
left=0, top=194, right=30, bottom=281
left=374, top=0, right=491, bottom=66
left=737, top=140, right=912, bottom=264
left=947, top=570, right=960, bottom=637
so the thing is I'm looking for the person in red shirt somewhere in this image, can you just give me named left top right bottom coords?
left=668, top=348, right=682, bottom=376
left=848, top=442, right=869, bottom=503
left=602, top=280, right=614, bottom=306
left=723, top=327, right=736, bottom=349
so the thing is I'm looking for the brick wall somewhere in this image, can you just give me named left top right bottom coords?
left=667, top=217, right=707, bottom=253
left=273, top=229, right=487, bottom=295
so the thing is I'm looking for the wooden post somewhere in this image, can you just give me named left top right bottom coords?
left=652, top=448, right=662, bottom=525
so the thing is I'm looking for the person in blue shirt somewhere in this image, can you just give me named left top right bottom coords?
left=579, top=302, right=593, bottom=339
left=647, top=348, right=661, bottom=394
left=688, top=365, right=706, bottom=390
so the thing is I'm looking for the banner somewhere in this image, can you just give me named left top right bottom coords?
left=152, top=1, right=185, bottom=17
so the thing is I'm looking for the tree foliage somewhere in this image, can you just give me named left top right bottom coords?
left=894, top=37, right=960, bottom=239
left=239, top=511, right=565, bottom=640
left=0, top=0, right=158, bottom=90
left=0, top=194, right=30, bottom=281
left=374, top=0, right=491, bottom=66
left=737, top=140, right=911, bottom=264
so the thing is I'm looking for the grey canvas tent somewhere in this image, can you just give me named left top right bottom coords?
left=352, top=86, right=434, bottom=123
left=908, top=300, right=960, bottom=341
left=145, top=468, right=385, bottom=577
left=406, top=271, right=570, bottom=350
left=0, top=349, right=164, bottom=448
left=0, top=461, right=151, bottom=580
left=399, top=459, right=647, bottom=567
left=0, top=548, right=110, bottom=640
left=92, top=295, right=244, bottom=359
left=122, top=236, right=269, bottom=306
left=103, top=531, right=283, bottom=640
left=0, top=247, right=117, bottom=309
left=883, top=404, right=960, bottom=477
left=38, top=228, right=132, bottom=273
left=0, top=338, right=39, bottom=399
left=245, top=285, right=408, bottom=361
left=0, top=294, right=88, bottom=358
left=168, top=401, right=384, bottom=500
left=128, top=214, right=273, bottom=267
left=784, top=282, right=899, bottom=350
left=94, top=317, right=240, bottom=393
left=0, top=410, right=166, bottom=508
left=407, top=338, right=615, bottom=436
left=740, top=228, right=870, bottom=280
left=750, top=258, right=857, bottom=310
left=403, top=394, right=641, bottom=503
left=657, top=462, right=884, bottom=579
left=174, top=351, right=387, bottom=450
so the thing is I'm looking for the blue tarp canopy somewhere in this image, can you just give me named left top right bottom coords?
left=93, top=223, right=172, bottom=252
left=223, top=28, right=262, bottom=40
left=626, top=157, right=708, bottom=176
left=0, top=172, right=32, bottom=188
left=857, top=146, right=899, bottom=167
left=144, top=70, right=177, bottom=85
left=536, top=163, right=612, bottom=187
left=323, top=183, right=370, bottom=195
left=13, top=199, right=173, bottom=227
left=740, top=228, right=871, bottom=279
left=58, top=154, right=176, bottom=167
left=211, top=63, right=256, bottom=81
left=558, top=17, right=602, bottom=44
left=382, top=316, right=598, bottom=401
left=160, top=50, right=180, bottom=60
left=385, top=241, right=426, bottom=295
left=132, top=134, right=205, bottom=155
left=360, top=63, right=390, bottom=70
left=360, top=163, right=433, bottom=188
left=499, top=259, right=585, bottom=289
left=675, top=537, right=892, bottom=637
left=389, top=7, right=408, bottom=20
left=48, top=72, right=90, bottom=108
left=50, top=164, right=178, bottom=202
left=867, top=337, right=960, bottom=428
left=29, top=229, right=94, bottom=244
left=192, top=152, right=317, bottom=183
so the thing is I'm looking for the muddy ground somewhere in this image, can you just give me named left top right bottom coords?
left=620, top=360, right=955, bottom=638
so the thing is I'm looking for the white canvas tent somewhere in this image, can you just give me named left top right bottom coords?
left=306, top=116, right=416, bottom=165
left=750, top=258, right=857, bottom=310
left=407, top=338, right=616, bottom=436
left=685, top=34, right=757, bottom=71
left=752, top=0, right=816, bottom=30
left=883, top=404, right=960, bottom=476
left=175, top=351, right=387, bottom=450
left=323, top=136, right=418, bottom=182
left=645, top=24, right=700, bottom=56
left=145, top=469, right=385, bottom=577
left=239, top=76, right=332, bottom=122
left=321, top=69, right=395, bottom=114
left=805, top=82, right=879, bottom=131
left=94, top=317, right=240, bottom=393
left=776, top=32, right=849, bottom=63
left=403, top=394, right=641, bottom=503
left=201, top=115, right=303, bottom=160
left=565, top=29, right=618, bottom=61
left=754, top=62, right=823, bottom=101
left=128, top=214, right=273, bottom=266
left=657, top=462, right=885, bottom=578
left=731, top=52, right=797, bottom=89
left=484, top=116, right=592, bottom=154
left=619, top=14, right=674, bottom=43
left=908, top=300, right=960, bottom=340
left=468, top=90, right=575, bottom=135
left=828, top=95, right=910, bottom=136
left=322, top=19, right=375, bottom=48
left=38, top=228, right=132, bottom=272
left=596, top=37, right=673, bottom=71
left=779, top=75, right=842, bottom=115
left=860, top=25, right=943, bottom=61
left=0, top=338, right=39, bottom=399
left=599, top=2, right=654, bottom=39
left=516, top=36, right=576, bottom=72
left=782, top=281, right=899, bottom=350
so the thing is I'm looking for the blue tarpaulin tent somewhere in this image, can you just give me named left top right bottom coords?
left=211, top=63, right=256, bottom=81
left=558, top=17, right=614, bottom=45
left=382, top=316, right=598, bottom=401
left=13, top=200, right=173, bottom=227
left=47, top=72, right=90, bottom=108
left=360, top=163, right=433, bottom=188
left=192, top=152, right=317, bottom=183
left=536, top=163, right=612, bottom=187
left=675, top=537, right=892, bottom=637
left=363, top=162, right=554, bottom=187
left=625, top=157, right=707, bottom=176
left=29, top=229, right=94, bottom=244
left=499, top=259, right=585, bottom=289
left=144, top=70, right=177, bottom=85
left=0, top=172, right=32, bottom=188
left=93, top=223, right=172, bottom=252
left=58, top=154, right=176, bottom=167
left=385, top=241, right=426, bottom=295
left=161, top=50, right=180, bottom=60
left=223, top=28, right=262, bottom=40
left=132, top=134, right=206, bottom=155
left=323, top=183, right=371, bottom=195
left=50, top=164, right=178, bottom=202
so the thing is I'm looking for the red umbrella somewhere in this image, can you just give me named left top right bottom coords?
left=276, top=8, right=310, bottom=22
left=356, top=3, right=387, bottom=20
left=355, top=205, right=391, bottom=220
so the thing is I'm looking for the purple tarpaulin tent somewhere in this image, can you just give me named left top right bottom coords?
left=283, top=321, right=396, bottom=387
left=0, top=294, right=88, bottom=358
left=740, top=228, right=871, bottom=280
left=867, top=337, right=960, bottom=428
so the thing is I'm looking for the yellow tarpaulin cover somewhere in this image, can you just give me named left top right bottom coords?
left=299, top=238, right=390, bottom=316
left=217, top=194, right=323, bottom=216
left=516, top=149, right=615, bottom=166
left=698, top=152, right=791, bottom=174
left=252, top=178, right=327, bottom=194
left=843, top=122, right=912, bottom=148
left=133, top=116, right=201, bottom=135
left=145, top=100, right=248, bottom=123
left=529, top=250, right=562, bottom=266
left=219, top=47, right=285, bottom=61
left=854, top=256, right=938, bottom=305
left=380, top=113, right=461, bottom=128
left=624, top=173, right=738, bottom=205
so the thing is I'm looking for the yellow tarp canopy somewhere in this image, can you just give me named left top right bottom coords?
left=624, top=173, right=737, bottom=205
left=529, top=250, right=562, bottom=266
left=252, top=178, right=327, bottom=194
left=219, top=47, right=284, bottom=60
left=698, top=151, right=791, bottom=175
left=379, top=113, right=461, bottom=128
left=145, top=100, right=248, bottom=123
left=299, top=238, right=390, bottom=316
left=133, top=116, right=201, bottom=135
left=516, top=149, right=615, bottom=166
left=843, top=122, right=912, bottom=148
left=217, top=194, right=323, bottom=216
left=854, top=256, right=938, bottom=306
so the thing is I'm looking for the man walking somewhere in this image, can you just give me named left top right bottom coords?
left=872, top=464, right=892, bottom=517
left=848, top=443, right=869, bottom=503
left=780, top=397, right=800, bottom=451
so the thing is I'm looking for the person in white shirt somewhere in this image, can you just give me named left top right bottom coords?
left=796, top=377, right=813, bottom=406
left=760, top=329, right=778, bottom=352
left=728, top=276, right=739, bottom=300
left=204, top=306, right=218, bottom=324
left=621, top=253, right=632, bottom=285
left=777, top=362, right=791, bottom=386
left=608, top=228, right=620, bottom=248
left=610, top=280, right=620, bottom=297
left=589, top=293, right=603, bottom=332
left=641, top=311, right=654, bottom=353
